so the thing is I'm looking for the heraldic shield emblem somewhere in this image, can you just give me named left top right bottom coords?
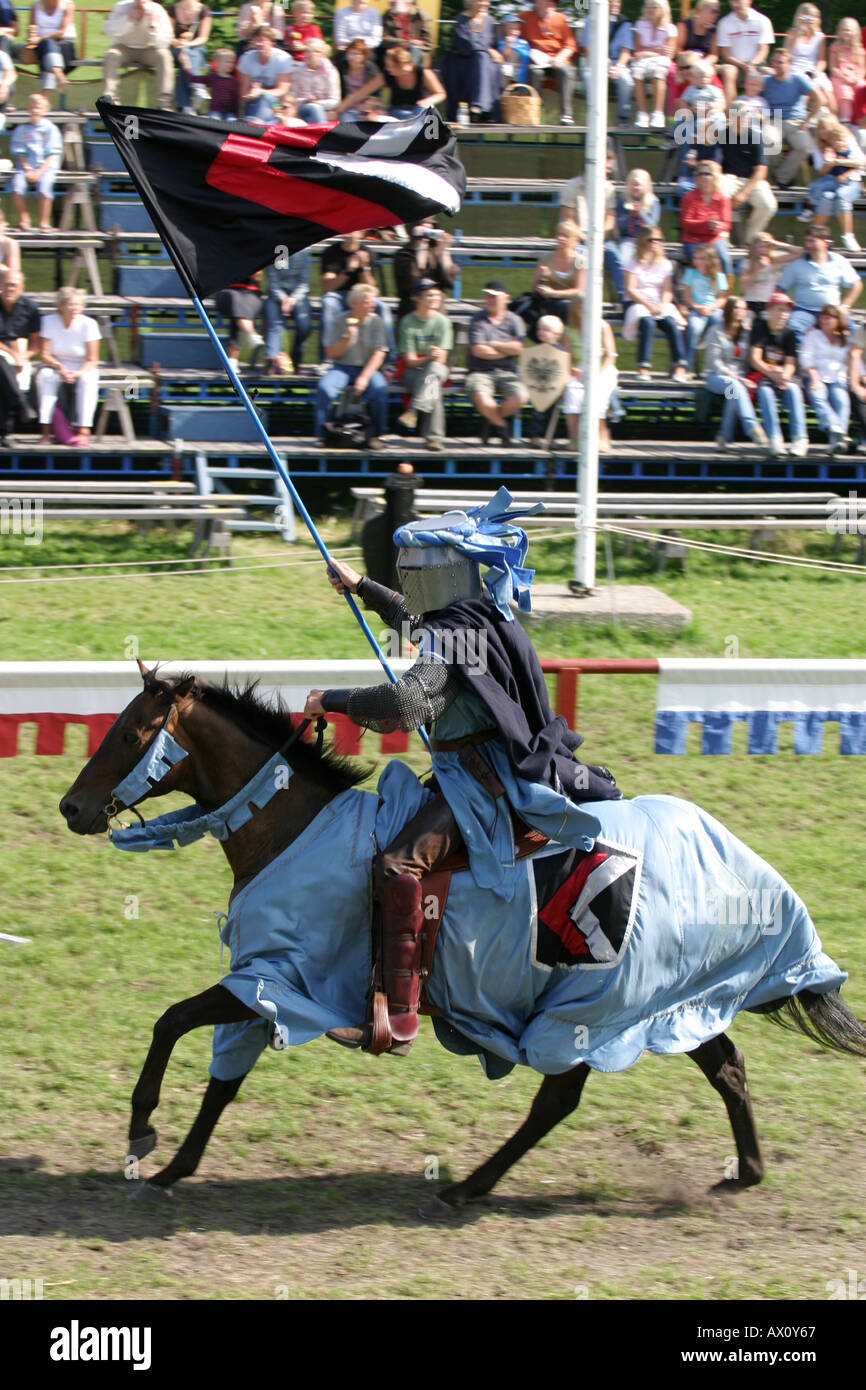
left=518, top=341, right=570, bottom=413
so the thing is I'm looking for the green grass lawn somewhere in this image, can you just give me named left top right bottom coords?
left=0, top=519, right=865, bottom=1300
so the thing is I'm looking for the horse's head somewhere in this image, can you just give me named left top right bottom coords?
left=59, top=661, right=198, bottom=835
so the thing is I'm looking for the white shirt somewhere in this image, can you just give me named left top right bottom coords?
left=41, top=313, right=101, bottom=371
left=104, top=0, right=174, bottom=47
left=798, top=327, right=850, bottom=386
left=333, top=5, right=383, bottom=50
left=716, top=8, right=775, bottom=63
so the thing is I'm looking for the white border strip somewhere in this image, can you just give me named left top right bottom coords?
left=656, top=659, right=866, bottom=714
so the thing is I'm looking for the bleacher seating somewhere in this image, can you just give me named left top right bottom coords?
left=0, top=104, right=864, bottom=486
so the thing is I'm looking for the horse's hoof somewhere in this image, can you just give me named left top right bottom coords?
left=127, top=1128, right=157, bottom=1160
left=710, top=1173, right=762, bottom=1194
left=417, top=1193, right=462, bottom=1221
left=127, top=1180, right=173, bottom=1203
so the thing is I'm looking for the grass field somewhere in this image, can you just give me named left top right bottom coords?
left=0, top=517, right=865, bottom=1302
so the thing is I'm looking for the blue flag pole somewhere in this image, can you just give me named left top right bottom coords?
left=189, top=294, right=431, bottom=755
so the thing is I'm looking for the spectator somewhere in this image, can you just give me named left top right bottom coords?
left=523, top=312, right=569, bottom=445
left=333, top=0, right=383, bottom=54
left=799, top=302, right=852, bottom=452
left=680, top=160, right=733, bottom=274
left=285, top=0, right=323, bottom=63
left=776, top=224, right=862, bottom=343
left=272, top=91, right=305, bottom=125
left=807, top=114, right=864, bottom=252
left=8, top=93, right=62, bottom=232
left=0, top=0, right=16, bottom=58
left=290, top=37, right=340, bottom=121
left=314, top=282, right=388, bottom=447
left=848, top=317, right=866, bottom=445
left=530, top=218, right=585, bottom=329
left=680, top=243, right=729, bottom=370
left=0, top=271, right=39, bottom=445
left=102, top=0, right=174, bottom=111
left=716, top=0, right=774, bottom=104
left=38, top=286, right=101, bottom=445
left=521, top=0, right=577, bottom=126
left=622, top=225, right=688, bottom=381
left=320, top=231, right=394, bottom=354
left=672, top=93, right=724, bottom=192
left=381, top=0, right=432, bottom=68
left=852, top=80, right=866, bottom=152
left=739, top=232, right=803, bottom=317
left=0, top=214, right=21, bottom=285
left=169, top=0, right=211, bottom=114
left=559, top=147, right=618, bottom=240
left=0, top=44, right=15, bottom=119
left=631, top=0, right=677, bottom=129
left=237, top=25, right=293, bottom=121
left=214, top=275, right=264, bottom=366
left=672, top=54, right=725, bottom=124
left=396, top=280, right=452, bottom=449
left=828, top=18, right=865, bottom=125
left=380, top=42, right=444, bottom=117
left=760, top=46, right=815, bottom=188
left=498, top=13, right=531, bottom=87
left=466, top=280, right=528, bottom=443
left=606, top=166, right=660, bottom=298
left=441, top=0, right=501, bottom=124
left=333, top=37, right=382, bottom=119
left=27, top=0, right=76, bottom=93
left=263, top=246, right=312, bottom=375
left=676, top=0, right=720, bottom=69
left=393, top=218, right=455, bottom=321
left=668, top=46, right=724, bottom=119
left=562, top=298, right=619, bottom=452
left=236, top=1, right=285, bottom=55
left=168, top=0, right=211, bottom=111
left=720, top=100, right=777, bottom=243
left=747, top=290, right=809, bottom=456
left=785, top=4, right=829, bottom=86
left=199, top=47, right=240, bottom=119
left=703, top=295, right=769, bottom=448
left=578, top=0, right=635, bottom=125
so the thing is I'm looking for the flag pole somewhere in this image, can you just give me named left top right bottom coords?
left=189, top=292, right=432, bottom=754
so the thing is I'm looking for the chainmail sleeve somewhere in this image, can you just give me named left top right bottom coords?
left=355, top=576, right=413, bottom=632
left=326, top=659, right=462, bottom=733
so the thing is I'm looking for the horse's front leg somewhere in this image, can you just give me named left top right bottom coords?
left=141, top=1073, right=248, bottom=1192
left=129, top=982, right=256, bottom=1160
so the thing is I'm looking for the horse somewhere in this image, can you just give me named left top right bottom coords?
left=59, top=662, right=866, bottom=1213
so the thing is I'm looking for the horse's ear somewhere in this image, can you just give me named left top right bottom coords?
left=137, top=658, right=169, bottom=697
left=171, top=676, right=198, bottom=702
left=137, top=658, right=153, bottom=683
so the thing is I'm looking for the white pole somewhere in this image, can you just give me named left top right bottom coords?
left=574, top=0, right=609, bottom=592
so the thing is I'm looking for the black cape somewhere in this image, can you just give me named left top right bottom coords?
left=425, top=598, right=621, bottom=803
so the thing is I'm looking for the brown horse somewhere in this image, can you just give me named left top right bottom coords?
left=60, top=663, right=866, bottom=1213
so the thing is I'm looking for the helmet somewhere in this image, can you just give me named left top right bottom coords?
left=396, top=545, right=481, bottom=614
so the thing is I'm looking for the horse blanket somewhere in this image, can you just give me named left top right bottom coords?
left=210, top=762, right=845, bottom=1082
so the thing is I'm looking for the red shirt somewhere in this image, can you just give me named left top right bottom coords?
left=680, top=189, right=732, bottom=244
left=852, top=82, right=866, bottom=125
left=285, top=20, right=324, bottom=61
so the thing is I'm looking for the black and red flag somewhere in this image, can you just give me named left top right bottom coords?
left=96, top=102, right=466, bottom=299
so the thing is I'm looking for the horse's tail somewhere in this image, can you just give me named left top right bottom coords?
left=755, top=988, right=866, bottom=1058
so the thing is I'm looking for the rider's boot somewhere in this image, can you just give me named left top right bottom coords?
left=327, top=795, right=463, bottom=1056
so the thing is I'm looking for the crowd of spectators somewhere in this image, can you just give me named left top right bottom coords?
left=0, top=2, right=863, bottom=456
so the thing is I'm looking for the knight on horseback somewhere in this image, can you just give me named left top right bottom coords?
left=305, top=490, right=622, bottom=1056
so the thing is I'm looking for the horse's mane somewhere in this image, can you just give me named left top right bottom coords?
left=178, top=675, right=370, bottom=795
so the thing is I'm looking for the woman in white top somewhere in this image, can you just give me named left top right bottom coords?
left=785, top=3, right=828, bottom=83
left=623, top=225, right=688, bottom=379
left=28, top=0, right=76, bottom=92
left=631, top=0, right=677, bottom=129
left=799, top=302, right=851, bottom=452
left=290, top=37, right=340, bottom=121
left=38, top=286, right=101, bottom=443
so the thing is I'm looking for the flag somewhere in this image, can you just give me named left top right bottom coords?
left=96, top=102, right=466, bottom=299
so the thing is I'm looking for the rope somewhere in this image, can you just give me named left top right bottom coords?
left=598, top=523, right=866, bottom=575
left=0, top=544, right=363, bottom=577
left=0, top=551, right=365, bottom=586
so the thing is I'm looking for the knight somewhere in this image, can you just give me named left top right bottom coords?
left=304, top=490, right=621, bottom=1055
